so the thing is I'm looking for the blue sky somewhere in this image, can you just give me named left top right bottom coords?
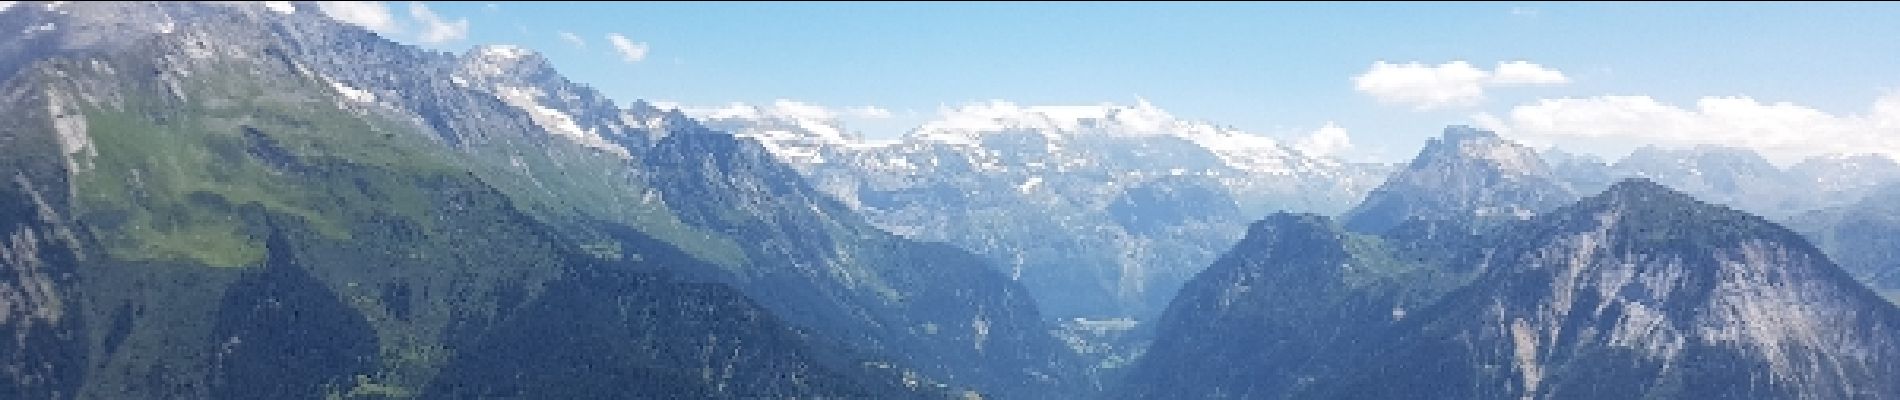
left=332, top=1, right=1900, bottom=164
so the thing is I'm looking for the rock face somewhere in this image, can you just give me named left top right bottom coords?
left=0, top=2, right=1073, bottom=398
left=1310, top=179, right=1900, bottom=399
left=1130, top=177, right=1900, bottom=399
left=1343, top=125, right=1578, bottom=234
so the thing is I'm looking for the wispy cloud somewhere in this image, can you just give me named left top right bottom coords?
left=1353, top=60, right=1570, bottom=110
left=559, top=31, right=587, bottom=48
left=606, top=33, right=649, bottom=63
left=317, top=1, right=400, bottom=34
left=409, top=2, right=468, bottom=44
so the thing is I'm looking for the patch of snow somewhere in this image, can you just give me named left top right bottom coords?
left=492, top=85, right=630, bottom=158
left=320, top=75, right=377, bottom=104
left=262, top=1, right=295, bottom=14
left=458, top=45, right=541, bottom=79
left=1016, top=176, right=1043, bottom=193
left=685, top=100, right=904, bottom=163
left=905, top=99, right=1316, bottom=174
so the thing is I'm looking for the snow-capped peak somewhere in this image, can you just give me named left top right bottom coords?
left=678, top=98, right=1354, bottom=175
left=476, top=44, right=533, bottom=60
left=906, top=99, right=1340, bottom=174
left=458, top=45, right=550, bottom=80
left=908, top=99, right=1175, bottom=145
left=684, top=100, right=896, bottom=164
left=690, top=100, right=889, bottom=146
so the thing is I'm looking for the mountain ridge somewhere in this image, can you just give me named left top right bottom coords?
left=0, top=2, right=1077, bottom=397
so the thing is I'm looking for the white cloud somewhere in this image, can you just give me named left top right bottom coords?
left=409, top=2, right=467, bottom=44
left=1510, top=7, right=1540, bottom=17
left=761, top=100, right=835, bottom=121
left=846, top=106, right=894, bottom=119
left=1353, top=60, right=1570, bottom=110
left=1474, top=93, right=1900, bottom=165
left=317, top=1, right=400, bottom=34
left=1354, top=61, right=1491, bottom=110
left=1491, top=61, right=1570, bottom=85
left=483, top=3, right=499, bottom=13
left=606, top=33, right=649, bottom=63
left=1295, top=122, right=1354, bottom=158
left=0, top=2, right=17, bottom=12
left=558, top=31, right=587, bottom=48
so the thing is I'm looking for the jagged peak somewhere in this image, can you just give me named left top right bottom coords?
left=1437, top=124, right=1500, bottom=143
left=470, top=44, right=537, bottom=61
left=1409, top=125, right=1549, bottom=176
left=456, top=44, right=553, bottom=80
left=1422, top=126, right=1512, bottom=153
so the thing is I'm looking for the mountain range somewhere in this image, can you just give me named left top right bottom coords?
left=1124, top=127, right=1900, bottom=399
left=3, top=2, right=1900, bottom=399
left=695, top=100, right=1390, bottom=323
left=0, top=2, right=1074, bottom=398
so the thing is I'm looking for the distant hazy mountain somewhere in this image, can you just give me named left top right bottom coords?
left=1547, top=145, right=1900, bottom=218
left=1787, top=153, right=1900, bottom=208
left=1788, top=183, right=1900, bottom=302
left=1612, top=145, right=1797, bottom=212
